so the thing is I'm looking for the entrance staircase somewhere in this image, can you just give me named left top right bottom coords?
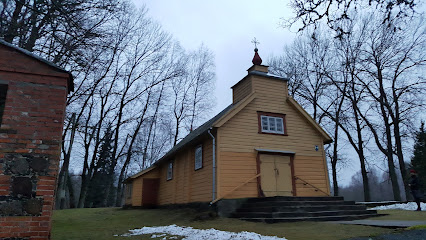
left=231, top=196, right=380, bottom=223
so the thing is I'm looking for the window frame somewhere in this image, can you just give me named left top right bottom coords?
left=126, top=183, right=132, bottom=199
left=0, top=84, right=8, bottom=127
left=166, top=161, right=173, bottom=181
left=257, top=111, right=287, bottom=136
left=194, top=144, right=203, bottom=171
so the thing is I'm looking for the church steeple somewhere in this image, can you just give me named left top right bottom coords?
left=251, top=38, right=262, bottom=65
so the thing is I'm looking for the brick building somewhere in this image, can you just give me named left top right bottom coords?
left=0, top=40, right=73, bottom=239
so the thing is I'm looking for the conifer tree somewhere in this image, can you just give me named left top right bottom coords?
left=86, top=126, right=114, bottom=207
left=411, top=122, right=426, bottom=192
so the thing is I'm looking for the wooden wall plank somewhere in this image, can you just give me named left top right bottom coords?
left=233, top=78, right=252, bottom=104
left=217, top=75, right=330, bottom=197
left=156, top=138, right=215, bottom=205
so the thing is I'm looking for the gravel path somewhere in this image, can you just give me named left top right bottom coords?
left=347, top=229, right=426, bottom=240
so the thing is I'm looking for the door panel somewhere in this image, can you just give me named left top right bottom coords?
left=142, top=178, right=160, bottom=207
left=260, top=154, right=276, bottom=197
left=275, top=155, right=293, bottom=196
left=259, top=154, right=293, bottom=197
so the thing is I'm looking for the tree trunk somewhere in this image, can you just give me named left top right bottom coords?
left=377, top=68, right=401, bottom=201
left=67, top=173, right=76, bottom=208
left=3, top=1, right=24, bottom=43
left=173, top=118, right=179, bottom=146
left=392, top=99, right=409, bottom=200
left=359, top=153, right=370, bottom=201
left=353, top=103, right=370, bottom=202
left=77, top=174, right=88, bottom=208
left=331, top=121, right=339, bottom=196
left=56, top=113, right=76, bottom=209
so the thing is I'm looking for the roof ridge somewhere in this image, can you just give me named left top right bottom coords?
left=0, top=39, right=74, bottom=92
left=152, top=103, right=235, bottom=166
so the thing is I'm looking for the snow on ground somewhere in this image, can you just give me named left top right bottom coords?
left=118, top=224, right=288, bottom=240
left=117, top=202, right=424, bottom=239
left=370, top=202, right=426, bottom=211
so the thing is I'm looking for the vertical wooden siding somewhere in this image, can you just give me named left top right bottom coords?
left=217, top=151, right=258, bottom=199
left=131, top=177, right=143, bottom=206
left=218, top=75, right=330, bottom=198
left=130, top=168, right=160, bottom=206
left=156, top=138, right=214, bottom=205
left=293, top=155, right=329, bottom=196
left=124, top=184, right=132, bottom=205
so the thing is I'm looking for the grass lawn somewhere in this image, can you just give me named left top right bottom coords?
left=51, top=208, right=425, bottom=240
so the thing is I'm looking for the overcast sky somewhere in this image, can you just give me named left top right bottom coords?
left=131, top=1, right=425, bottom=186
left=134, top=0, right=295, bottom=114
left=132, top=0, right=361, bottom=184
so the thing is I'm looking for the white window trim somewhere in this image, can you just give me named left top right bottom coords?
left=195, top=144, right=203, bottom=170
left=167, top=161, right=173, bottom=180
left=261, top=115, right=285, bottom=134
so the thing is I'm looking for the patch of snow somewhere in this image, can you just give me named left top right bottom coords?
left=357, top=201, right=399, bottom=204
left=151, top=233, right=166, bottom=239
left=119, top=224, right=287, bottom=240
left=370, top=202, right=426, bottom=211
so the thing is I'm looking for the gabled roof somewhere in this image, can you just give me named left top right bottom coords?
left=125, top=71, right=333, bottom=182
left=0, top=39, right=74, bottom=93
left=123, top=100, right=239, bottom=183
left=123, top=166, right=157, bottom=183
left=231, top=70, right=289, bottom=89
left=287, top=97, right=333, bottom=144
left=153, top=103, right=235, bottom=166
left=249, top=70, right=288, bottom=81
left=213, top=91, right=256, bottom=127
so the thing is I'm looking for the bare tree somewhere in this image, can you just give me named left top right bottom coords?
left=169, top=45, right=215, bottom=146
left=271, top=11, right=425, bottom=201
left=285, top=0, right=417, bottom=35
left=0, top=0, right=118, bottom=65
left=270, top=29, right=345, bottom=196
left=1, top=1, right=217, bottom=208
left=186, top=45, right=216, bottom=131
left=355, top=13, right=426, bottom=200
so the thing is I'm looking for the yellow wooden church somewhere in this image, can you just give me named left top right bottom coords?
left=124, top=48, right=332, bottom=207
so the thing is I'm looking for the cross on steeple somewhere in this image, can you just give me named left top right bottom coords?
left=251, top=37, right=260, bottom=49
left=251, top=37, right=262, bottom=65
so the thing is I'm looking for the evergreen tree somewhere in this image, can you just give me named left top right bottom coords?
left=411, top=122, right=426, bottom=193
left=86, top=126, right=114, bottom=207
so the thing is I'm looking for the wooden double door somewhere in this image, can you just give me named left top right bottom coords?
left=259, top=154, right=294, bottom=197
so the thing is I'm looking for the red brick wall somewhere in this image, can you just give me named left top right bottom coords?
left=0, top=45, right=70, bottom=240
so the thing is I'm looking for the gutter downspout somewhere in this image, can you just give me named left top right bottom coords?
left=208, top=128, right=216, bottom=204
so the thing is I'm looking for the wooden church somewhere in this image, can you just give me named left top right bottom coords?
left=124, top=46, right=333, bottom=209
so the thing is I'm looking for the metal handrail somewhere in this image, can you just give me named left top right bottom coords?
left=294, top=176, right=330, bottom=196
left=210, top=173, right=261, bottom=205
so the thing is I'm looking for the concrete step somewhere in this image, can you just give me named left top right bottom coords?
left=233, top=210, right=377, bottom=219
left=235, top=204, right=368, bottom=213
left=239, top=213, right=382, bottom=223
left=242, top=200, right=355, bottom=208
left=229, top=196, right=378, bottom=223
left=245, top=196, right=344, bottom=203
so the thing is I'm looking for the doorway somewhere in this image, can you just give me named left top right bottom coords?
left=141, top=178, right=160, bottom=207
left=259, top=154, right=294, bottom=197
